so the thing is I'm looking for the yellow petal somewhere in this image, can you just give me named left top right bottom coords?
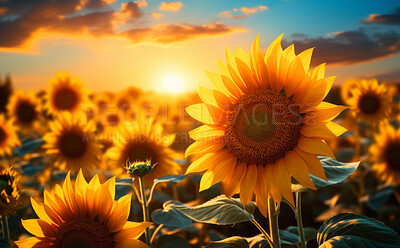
left=188, top=125, right=225, bottom=142
left=185, top=141, right=225, bottom=158
left=22, top=219, right=56, bottom=238
left=221, top=162, right=246, bottom=198
left=294, top=147, right=327, bottom=181
left=211, top=155, right=237, bottom=184
left=240, top=164, right=258, bottom=205
left=107, top=195, right=131, bottom=233
left=285, top=151, right=316, bottom=190
left=297, top=136, right=336, bottom=158
left=274, top=159, right=294, bottom=206
left=186, top=149, right=227, bottom=174
left=199, top=170, right=214, bottom=192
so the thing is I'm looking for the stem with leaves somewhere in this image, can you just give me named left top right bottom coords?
left=295, top=192, right=306, bottom=248
left=138, top=177, right=151, bottom=246
left=250, top=219, right=277, bottom=248
left=268, top=198, right=280, bottom=248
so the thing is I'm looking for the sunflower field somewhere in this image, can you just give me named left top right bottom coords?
left=1, top=34, right=400, bottom=248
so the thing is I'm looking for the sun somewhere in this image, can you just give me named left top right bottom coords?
left=160, top=75, right=185, bottom=93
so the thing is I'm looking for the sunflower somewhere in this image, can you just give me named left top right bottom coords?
left=184, top=34, right=347, bottom=215
left=369, top=121, right=400, bottom=186
left=106, top=117, right=181, bottom=187
left=45, top=72, right=89, bottom=115
left=340, top=79, right=358, bottom=105
left=43, top=113, right=102, bottom=173
left=15, top=170, right=151, bottom=248
left=0, top=114, right=20, bottom=157
left=346, top=78, right=391, bottom=126
left=7, top=90, right=41, bottom=131
left=0, top=166, right=20, bottom=217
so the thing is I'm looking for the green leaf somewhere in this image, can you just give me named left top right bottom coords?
left=292, top=156, right=359, bottom=192
left=244, top=201, right=257, bottom=215
left=156, top=235, right=191, bottom=248
left=207, top=236, right=249, bottom=248
left=287, top=226, right=317, bottom=242
left=177, top=195, right=254, bottom=225
left=317, top=213, right=400, bottom=248
left=151, top=200, right=193, bottom=228
left=154, top=175, right=187, bottom=184
left=13, top=138, right=43, bottom=157
left=0, top=237, right=9, bottom=248
left=279, top=230, right=300, bottom=246
left=360, top=184, right=394, bottom=211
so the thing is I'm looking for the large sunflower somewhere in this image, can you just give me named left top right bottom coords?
left=106, top=117, right=181, bottom=187
left=7, top=90, right=41, bottom=131
left=0, top=114, right=20, bottom=157
left=15, top=170, right=151, bottom=248
left=369, top=121, right=400, bottom=186
left=45, top=72, right=89, bottom=115
left=43, top=113, right=102, bottom=173
left=0, top=166, right=20, bottom=217
left=346, top=78, right=391, bottom=125
left=185, top=34, right=347, bottom=215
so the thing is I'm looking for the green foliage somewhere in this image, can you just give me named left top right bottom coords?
left=156, top=235, right=191, bottom=248
left=206, top=236, right=249, bottom=248
left=286, top=226, right=317, bottom=242
left=13, top=138, right=43, bottom=157
left=317, top=213, right=400, bottom=247
left=151, top=200, right=193, bottom=228
left=154, top=174, right=187, bottom=184
left=361, top=184, right=394, bottom=211
left=177, top=195, right=255, bottom=225
left=0, top=237, right=8, bottom=248
left=292, top=156, right=359, bottom=192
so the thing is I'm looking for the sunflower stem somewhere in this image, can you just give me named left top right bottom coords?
left=138, top=176, right=151, bottom=246
left=250, top=219, right=277, bottom=248
left=0, top=216, right=9, bottom=240
left=268, top=198, right=280, bottom=248
left=295, top=192, right=306, bottom=248
left=150, top=224, right=164, bottom=244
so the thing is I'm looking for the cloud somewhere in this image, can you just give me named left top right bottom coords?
left=285, top=29, right=400, bottom=66
left=0, top=1, right=244, bottom=52
left=120, top=22, right=245, bottom=44
left=217, top=11, right=246, bottom=19
left=151, top=12, right=164, bottom=19
left=218, top=5, right=267, bottom=19
left=363, top=7, right=400, bottom=25
left=158, top=2, right=182, bottom=12
left=134, top=0, right=148, bottom=8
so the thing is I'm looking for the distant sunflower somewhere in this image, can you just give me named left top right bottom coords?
left=370, top=121, right=400, bottom=186
left=16, top=170, right=151, bottom=248
left=106, top=117, right=181, bottom=187
left=0, top=114, right=20, bottom=157
left=346, top=79, right=391, bottom=126
left=0, top=166, right=20, bottom=217
left=340, top=79, right=358, bottom=105
left=45, top=72, right=89, bottom=115
left=185, top=34, right=347, bottom=215
left=7, top=90, right=41, bottom=131
left=43, top=113, right=102, bottom=173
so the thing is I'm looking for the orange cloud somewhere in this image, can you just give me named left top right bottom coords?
left=159, top=2, right=182, bottom=12
left=134, top=0, right=148, bottom=8
left=151, top=12, right=164, bottom=19
left=121, top=22, right=245, bottom=44
left=219, top=5, right=268, bottom=19
left=218, top=11, right=246, bottom=19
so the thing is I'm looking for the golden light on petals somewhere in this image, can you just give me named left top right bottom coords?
left=15, top=170, right=151, bottom=248
left=0, top=166, right=20, bottom=217
left=185, top=34, right=346, bottom=211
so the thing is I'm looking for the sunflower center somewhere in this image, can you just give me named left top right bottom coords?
left=225, top=89, right=302, bottom=165
left=58, top=131, right=87, bottom=159
left=16, top=100, right=37, bottom=124
left=106, top=113, right=119, bottom=126
left=0, top=126, right=6, bottom=144
left=54, top=218, right=114, bottom=248
left=122, top=140, right=159, bottom=165
left=358, top=94, right=381, bottom=115
left=54, top=88, right=78, bottom=110
left=385, top=142, right=400, bottom=172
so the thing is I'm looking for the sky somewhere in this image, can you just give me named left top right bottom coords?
left=0, top=0, right=400, bottom=93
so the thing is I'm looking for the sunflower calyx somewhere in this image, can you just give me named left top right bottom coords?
left=125, top=159, right=154, bottom=177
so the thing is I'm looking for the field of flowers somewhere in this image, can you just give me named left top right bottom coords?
left=1, top=36, right=400, bottom=248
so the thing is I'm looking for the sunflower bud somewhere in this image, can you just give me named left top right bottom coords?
left=125, top=159, right=154, bottom=177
